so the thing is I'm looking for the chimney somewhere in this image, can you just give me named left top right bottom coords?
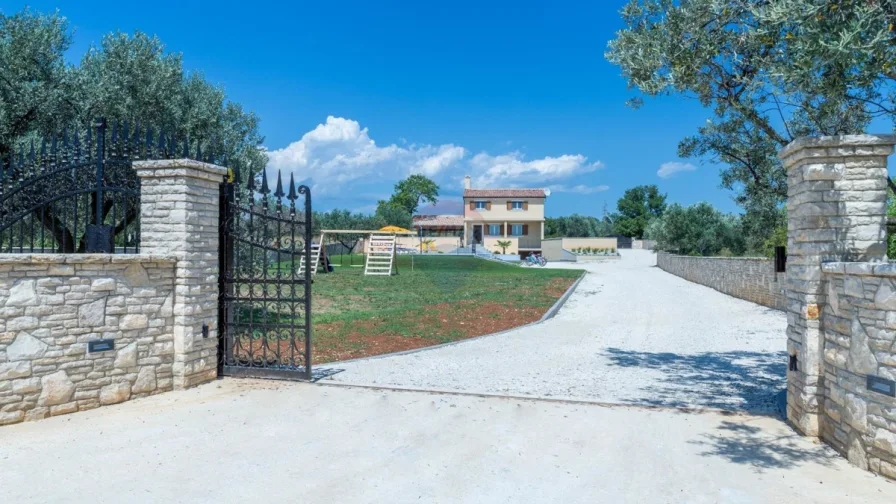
left=463, top=175, right=471, bottom=190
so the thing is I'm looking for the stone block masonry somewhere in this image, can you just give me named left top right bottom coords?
left=0, top=255, right=176, bottom=425
left=656, top=252, right=785, bottom=310
left=0, top=158, right=227, bottom=426
left=816, top=263, right=896, bottom=478
left=781, top=134, right=896, bottom=480
left=134, top=159, right=227, bottom=389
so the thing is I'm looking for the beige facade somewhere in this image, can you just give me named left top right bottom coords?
left=463, top=184, right=547, bottom=253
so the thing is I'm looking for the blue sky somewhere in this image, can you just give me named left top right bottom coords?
left=8, top=1, right=892, bottom=216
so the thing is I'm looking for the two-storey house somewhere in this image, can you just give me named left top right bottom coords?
left=462, top=176, right=546, bottom=257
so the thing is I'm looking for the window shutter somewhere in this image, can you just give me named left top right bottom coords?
left=486, top=201, right=492, bottom=210
left=469, top=201, right=475, bottom=210
left=522, top=224, right=529, bottom=235
left=523, top=201, right=529, bottom=210
left=506, top=201, right=512, bottom=210
left=484, top=224, right=489, bottom=236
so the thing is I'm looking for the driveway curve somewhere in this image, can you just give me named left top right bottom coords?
left=323, top=250, right=788, bottom=414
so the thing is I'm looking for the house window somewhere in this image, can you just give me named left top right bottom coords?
left=511, top=201, right=524, bottom=210
left=510, top=224, right=524, bottom=236
left=488, top=224, right=502, bottom=236
left=475, top=201, right=488, bottom=210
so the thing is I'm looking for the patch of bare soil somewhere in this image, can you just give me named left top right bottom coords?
left=313, top=299, right=553, bottom=364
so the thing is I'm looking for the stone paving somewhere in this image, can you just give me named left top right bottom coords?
left=324, top=250, right=789, bottom=414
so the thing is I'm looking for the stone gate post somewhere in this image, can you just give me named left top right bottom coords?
left=780, top=136, right=895, bottom=435
left=134, top=159, right=227, bottom=390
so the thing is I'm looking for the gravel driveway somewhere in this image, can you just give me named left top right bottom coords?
left=323, top=250, right=788, bottom=413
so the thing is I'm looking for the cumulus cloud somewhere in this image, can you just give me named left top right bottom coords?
left=547, top=184, right=610, bottom=195
left=469, top=152, right=603, bottom=188
left=657, top=161, right=697, bottom=179
left=265, top=116, right=607, bottom=207
left=266, top=116, right=466, bottom=194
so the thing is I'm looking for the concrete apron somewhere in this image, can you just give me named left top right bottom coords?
left=2, top=380, right=894, bottom=504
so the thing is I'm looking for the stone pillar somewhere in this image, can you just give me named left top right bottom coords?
left=134, top=159, right=227, bottom=390
left=780, top=135, right=895, bottom=435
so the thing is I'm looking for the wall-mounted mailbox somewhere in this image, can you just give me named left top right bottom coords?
left=774, top=246, right=786, bottom=273
left=867, top=375, right=896, bottom=397
left=88, top=339, right=115, bottom=353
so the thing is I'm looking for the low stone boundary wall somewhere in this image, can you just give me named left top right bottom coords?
left=0, top=255, right=176, bottom=425
left=632, top=240, right=655, bottom=250
left=657, top=252, right=785, bottom=310
left=816, top=262, right=896, bottom=478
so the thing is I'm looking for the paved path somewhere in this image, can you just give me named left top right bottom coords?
left=324, top=250, right=788, bottom=414
left=3, top=380, right=895, bottom=504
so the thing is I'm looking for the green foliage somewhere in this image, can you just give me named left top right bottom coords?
left=614, top=185, right=667, bottom=238
left=496, top=239, right=512, bottom=254
left=544, top=214, right=614, bottom=238
left=0, top=8, right=265, bottom=170
left=382, top=174, right=440, bottom=216
left=646, top=202, right=745, bottom=257
left=762, top=226, right=788, bottom=259
left=606, top=1, right=896, bottom=247
left=373, top=203, right=412, bottom=229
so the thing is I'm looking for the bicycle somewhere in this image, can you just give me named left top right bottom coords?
left=522, top=253, right=547, bottom=267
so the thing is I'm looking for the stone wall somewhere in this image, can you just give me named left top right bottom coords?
left=0, top=158, right=227, bottom=426
left=816, top=263, right=896, bottom=478
left=632, top=240, right=655, bottom=250
left=0, top=255, right=176, bottom=425
left=780, top=134, right=896, bottom=480
left=656, top=252, right=785, bottom=310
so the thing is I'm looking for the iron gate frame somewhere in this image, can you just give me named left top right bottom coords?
left=218, top=166, right=314, bottom=380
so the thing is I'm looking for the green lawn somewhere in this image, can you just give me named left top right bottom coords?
left=310, top=254, right=583, bottom=363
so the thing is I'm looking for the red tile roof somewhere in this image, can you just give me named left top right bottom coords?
left=463, top=188, right=546, bottom=198
left=412, top=215, right=465, bottom=227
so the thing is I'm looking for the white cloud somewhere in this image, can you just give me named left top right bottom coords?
left=657, top=161, right=697, bottom=179
left=266, top=116, right=466, bottom=195
left=265, top=116, right=607, bottom=208
left=547, top=184, right=610, bottom=195
left=469, top=152, right=603, bottom=188
left=413, top=144, right=466, bottom=177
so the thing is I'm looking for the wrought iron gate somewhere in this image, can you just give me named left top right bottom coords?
left=218, top=166, right=314, bottom=380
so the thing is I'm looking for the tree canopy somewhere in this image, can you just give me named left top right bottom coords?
left=606, top=0, right=896, bottom=244
left=545, top=215, right=614, bottom=238
left=645, top=202, right=745, bottom=256
left=381, top=174, right=440, bottom=216
left=613, top=185, right=667, bottom=238
left=0, top=8, right=265, bottom=170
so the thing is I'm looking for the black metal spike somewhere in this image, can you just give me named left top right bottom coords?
left=40, top=139, right=47, bottom=158
left=274, top=170, right=285, bottom=199
left=196, top=142, right=202, bottom=161
left=168, top=135, right=175, bottom=158
left=232, top=161, right=241, bottom=184
left=247, top=166, right=256, bottom=192
left=61, top=129, right=69, bottom=160
left=145, top=127, right=153, bottom=154
left=111, top=121, right=119, bottom=147
left=122, top=120, right=130, bottom=146
left=85, top=125, right=93, bottom=161
left=157, top=130, right=166, bottom=156
left=73, top=129, right=81, bottom=161
left=287, top=173, right=297, bottom=201
left=259, top=167, right=270, bottom=195
left=17, top=151, right=25, bottom=180
left=28, top=140, right=35, bottom=165
left=132, top=122, right=141, bottom=154
left=51, top=134, right=58, bottom=161
left=182, top=136, right=189, bottom=158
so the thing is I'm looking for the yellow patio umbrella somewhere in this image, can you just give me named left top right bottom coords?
left=379, top=225, right=410, bottom=233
